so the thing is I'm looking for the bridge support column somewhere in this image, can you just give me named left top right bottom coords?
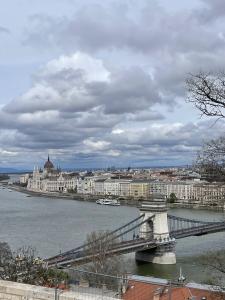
left=136, top=194, right=176, bottom=265
left=135, top=240, right=176, bottom=264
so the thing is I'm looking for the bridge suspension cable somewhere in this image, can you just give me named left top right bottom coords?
left=47, top=213, right=148, bottom=264
left=167, top=214, right=221, bottom=232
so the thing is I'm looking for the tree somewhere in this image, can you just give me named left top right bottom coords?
left=186, top=71, right=225, bottom=119
left=198, top=251, right=225, bottom=299
left=37, top=268, right=69, bottom=288
left=0, top=243, right=68, bottom=287
left=82, top=231, right=125, bottom=288
left=0, top=245, right=42, bottom=283
left=194, top=136, right=225, bottom=181
left=186, top=71, right=225, bottom=298
left=67, top=187, right=77, bottom=194
left=186, top=71, right=225, bottom=180
left=167, top=193, right=177, bottom=203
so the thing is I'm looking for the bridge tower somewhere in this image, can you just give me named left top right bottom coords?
left=135, top=194, right=176, bottom=264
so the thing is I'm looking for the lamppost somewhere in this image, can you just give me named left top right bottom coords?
left=54, top=286, right=64, bottom=300
left=54, top=259, right=66, bottom=300
left=54, top=274, right=65, bottom=300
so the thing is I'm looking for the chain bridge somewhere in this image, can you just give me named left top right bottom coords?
left=47, top=195, right=225, bottom=267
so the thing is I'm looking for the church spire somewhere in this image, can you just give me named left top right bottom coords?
left=44, top=154, right=54, bottom=170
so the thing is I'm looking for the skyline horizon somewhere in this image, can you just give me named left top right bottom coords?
left=0, top=161, right=191, bottom=173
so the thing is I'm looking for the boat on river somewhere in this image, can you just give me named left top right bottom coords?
left=96, top=198, right=120, bottom=206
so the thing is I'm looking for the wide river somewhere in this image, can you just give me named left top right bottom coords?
left=0, top=183, right=225, bottom=283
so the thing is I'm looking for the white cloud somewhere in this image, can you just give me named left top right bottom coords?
left=83, top=139, right=111, bottom=151
left=107, top=149, right=121, bottom=157
left=112, top=129, right=124, bottom=134
left=43, top=52, right=110, bottom=82
left=0, top=149, right=18, bottom=156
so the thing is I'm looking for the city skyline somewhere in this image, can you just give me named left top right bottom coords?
left=1, top=0, right=225, bottom=168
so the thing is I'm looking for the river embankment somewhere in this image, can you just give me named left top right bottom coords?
left=2, top=182, right=225, bottom=211
left=2, top=183, right=140, bottom=206
left=169, top=202, right=225, bottom=211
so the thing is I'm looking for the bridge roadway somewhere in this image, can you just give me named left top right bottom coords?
left=47, top=216, right=225, bottom=268
left=49, top=238, right=157, bottom=267
left=170, top=221, right=225, bottom=239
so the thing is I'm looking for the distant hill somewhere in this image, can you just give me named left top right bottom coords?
left=0, top=168, right=31, bottom=174
left=0, top=174, right=9, bottom=180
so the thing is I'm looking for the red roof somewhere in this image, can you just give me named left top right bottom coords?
left=123, top=279, right=217, bottom=300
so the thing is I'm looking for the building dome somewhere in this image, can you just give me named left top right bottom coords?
left=44, top=155, right=54, bottom=170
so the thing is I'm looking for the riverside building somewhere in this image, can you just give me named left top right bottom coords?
left=25, top=160, right=225, bottom=209
left=27, top=156, right=78, bottom=193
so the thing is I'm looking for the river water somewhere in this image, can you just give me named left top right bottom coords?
left=0, top=184, right=225, bottom=283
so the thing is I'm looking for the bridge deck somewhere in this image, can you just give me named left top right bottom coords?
left=48, top=238, right=158, bottom=267
left=171, top=222, right=225, bottom=239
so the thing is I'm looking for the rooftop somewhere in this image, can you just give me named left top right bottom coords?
left=123, top=277, right=218, bottom=300
left=44, top=155, right=54, bottom=170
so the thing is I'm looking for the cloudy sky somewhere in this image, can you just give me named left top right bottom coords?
left=1, top=0, right=225, bottom=169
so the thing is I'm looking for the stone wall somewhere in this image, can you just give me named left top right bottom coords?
left=0, top=280, right=117, bottom=300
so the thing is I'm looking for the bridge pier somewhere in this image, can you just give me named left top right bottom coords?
left=135, top=240, right=176, bottom=264
left=136, top=194, right=176, bottom=265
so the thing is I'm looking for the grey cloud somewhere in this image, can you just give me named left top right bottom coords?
left=126, top=110, right=164, bottom=122
left=196, top=0, right=225, bottom=23
left=0, top=103, right=224, bottom=167
left=0, top=60, right=164, bottom=155
left=109, top=121, right=225, bottom=154
left=0, top=26, right=10, bottom=34
left=101, top=67, right=161, bottom=114
left=155, top=51, right=225, bottom=100
left=4, top=54, right=163, bottom=116
left=22, top=0, right=225, bottom=105
left=24, top=1, right=225, bottom=55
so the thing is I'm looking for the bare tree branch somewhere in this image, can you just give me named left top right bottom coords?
left=83, top=231, right=125, bottom=288
left=186, top=72, right=225, bottom=118
left=198, top=251, right=225, bottom=300
left=195, top=136, right=225, bottom=181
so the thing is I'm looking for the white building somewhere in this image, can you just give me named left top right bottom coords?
left=19, top=174, right=30, bottom=185
left=166, top=181, right=194, bottom=202
left=149, top=181, right=167, bottom=195
left=119, top=180, right=132, bottom=197
left=27, top=156, right=78, bottom=193
left=192, top=182, right=225, bottom=207
left=77, top=176, right=95, bottom=194
left=94, top=179, right=106, bottom=195
left=103, top=179, right=121, bottom=196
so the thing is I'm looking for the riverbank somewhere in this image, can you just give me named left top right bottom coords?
left=2, top=183, right=140, bottom=207
left=169, top=202, right=225, bottom=211
left=2, top=182, right=225, bottom=211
